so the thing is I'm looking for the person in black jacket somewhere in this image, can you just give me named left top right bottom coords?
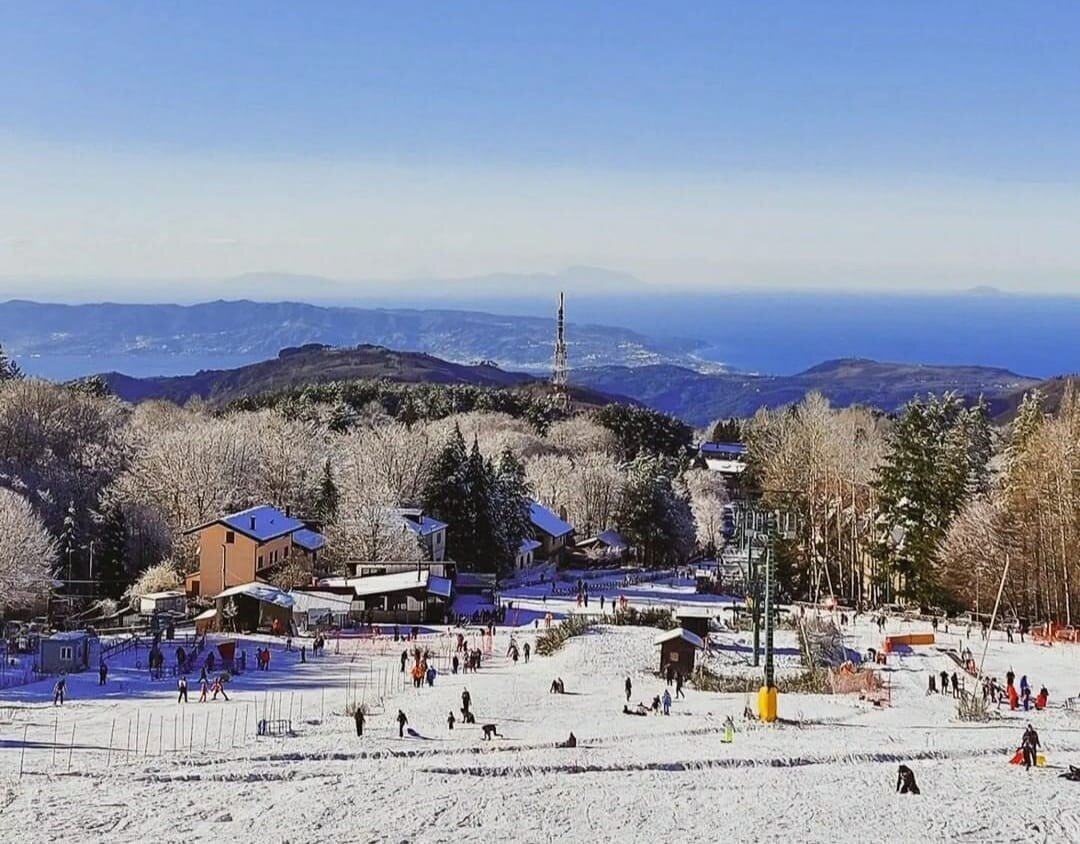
left=1021, top=724, right=1040, bottom=770
left=896, top=764, right=920, bottom=794
left=397, top=710, right=408, bottom=738
left=354, top=708, right=365, bottom=737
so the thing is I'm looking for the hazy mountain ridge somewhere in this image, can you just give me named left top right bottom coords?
left=97, top=343, right=628, bottom=408
left=572, top=357, right=1041, bottom=425
left=0, top=298, right=702, bottom=375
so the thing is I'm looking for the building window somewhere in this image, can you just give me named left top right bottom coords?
left=258, top=555, right=264, bottom=568
left=225, top=531, right=235, bottom=544
left=59, top=646, right=74, bottom=661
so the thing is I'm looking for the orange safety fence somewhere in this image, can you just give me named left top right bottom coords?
left=883, top=632, right=935, bottom=653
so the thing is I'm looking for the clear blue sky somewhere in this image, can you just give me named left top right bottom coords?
left=2, top=2, right=1079, bottom=294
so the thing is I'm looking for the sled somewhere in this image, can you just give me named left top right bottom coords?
left=1008, top=750, right=1047, bottom=766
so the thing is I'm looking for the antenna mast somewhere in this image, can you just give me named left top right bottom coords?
left=552, top=291, right=570, bottom=409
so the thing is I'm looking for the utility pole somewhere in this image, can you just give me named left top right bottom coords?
left=759, top=512, right=778, bottom=722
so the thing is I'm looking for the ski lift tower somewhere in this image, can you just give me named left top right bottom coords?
left=551, top=291, right=570, bottom=411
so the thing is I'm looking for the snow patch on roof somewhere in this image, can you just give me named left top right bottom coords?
left=529, top=501, right=573, bottom=538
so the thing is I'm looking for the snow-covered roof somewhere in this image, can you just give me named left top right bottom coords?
left=529, top=501, right=573, bottom=538
left=323, top=570, right=431, bottom=598
left=653, top=627, right=705, bottom=648
left=675, top=607, right=714, bottom=619
left=288, top=590, right=354, bottom=613
left=700, top=441, right=747, bottom=456
left=428, top=575, right=453, bottom=599
left=194, top=608, right=218, bottom=621
left=398, top=511, right=448, bottom=537
left=141, top=590, right=185, bottom=601
left=518, top=538, right=542, bottom=555
left=292, top=528, right=326, bottom=551
left=215, top=582, right=295, bottom=609
left=47, top=630, right=93, bottom=641
left=188, top=504, right=313, bottom=543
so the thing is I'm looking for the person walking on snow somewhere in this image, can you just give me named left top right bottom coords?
left=662, top=689, right=672, bottom=715
left=397, top=710, right=408, bottom=738
left=675, top=673, right=685, bottom=699
left=211, top=677, right=229, bottom=701
left=53, top=676, right=66, bottom=706
left=199, top=679, right=210, bottom=703
left=448, top=711, right=456, bottom=730
left=939, top=670, right=949, bottom=695
left=625, top=677, right=633, bottom=703
left=951, top=672, right=960, bottom=698
left=354, top=708, right=364, bottom=737
left=99, top=661, right=108, bottom=686
left=927, top=674, right=937, bottom=695
left=177, top=676, right=188, bottom=703
left=523, top=642, right=530, bottom=663
left=401, top=649, right=408, bottom=673
left=1021, top=724, right=1040, bottom=770
left=462, top=689, right=471, bottom=718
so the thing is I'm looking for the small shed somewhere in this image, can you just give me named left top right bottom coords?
left=139, top=590, right=188, bottom=617
left=39, top=631, right=96, bottom=675
left=654, top=627, right=704, bottom=676
left=675, top=608, right=712, bottom=641
left=214, top=582, right=294, bottom=634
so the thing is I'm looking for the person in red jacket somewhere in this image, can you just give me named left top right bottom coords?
left=1035, top=686, right=1049, bottom=710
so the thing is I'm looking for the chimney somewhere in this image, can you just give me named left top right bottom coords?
left=249, top=516, right=256, bottom=531
left=285, top=505, right=291, bottom=518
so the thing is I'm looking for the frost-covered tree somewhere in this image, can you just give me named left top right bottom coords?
left=123, top=559, right=181, bottom=608
left=0, top=342, right=21, bottom=381
left=682, top=467, right=729, bottom=555
left=0, top=487, right=56, bottom=610
left=615, top=456, right=694, bottom=566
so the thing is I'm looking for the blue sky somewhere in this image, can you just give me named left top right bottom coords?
left=2, top=2, right=1079, bottom=295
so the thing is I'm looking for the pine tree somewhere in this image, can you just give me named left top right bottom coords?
left=95, top=503, right=129, bottom=600
left=315, top=458, right=341, bottom=523
left=423, top=425, right=472, bottom=561
left=874, top=393, right=979, bottom=602
left=0, top=342, right=22, bottom=381
left=59, top=500, right=79, bottom=581
left=615, top=456, right=694, bottom=567
left=491, top=449, right=533, bottom=574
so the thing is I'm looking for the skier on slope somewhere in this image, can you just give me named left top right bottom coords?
left=397, top=710, right=409, bottom=738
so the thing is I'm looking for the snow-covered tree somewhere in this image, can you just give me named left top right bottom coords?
left=123, top=560, right=181, bottom=608
left=0, top=487, right=56, bottom=610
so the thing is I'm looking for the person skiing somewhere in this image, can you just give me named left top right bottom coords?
left=896, top=764, right=920, bottom=794
left=1020, top=724, right=1040, bottom=770
left=397, top=710, right=408, bottom=738
left=662, top=688, right=672, bottom=716
left=523, top=642, right=530, bottom=664
left=461, top=688, right=471, bottom=718
left=625, top=677, right=633, bottom=703
left=211, top=677, right=229, bottom=701
left=99, top=661, right=108, bottom=686
left=675, top=673, right=685, bottom=700
left=53, top=676, right=66, bottom=706
left=447, top=711, right=455, bottom=731
left=177, top=676, right=188, bottom=703
left=354, top=707, right=365, bottom=737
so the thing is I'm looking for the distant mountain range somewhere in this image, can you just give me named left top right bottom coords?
left=571, top=358, right=1042, bottom=426
left=95, top=343, right=1054, bottom=427
left=0, top=298, right=701, bottom=379
left=98, top=343, right=625, bottom=409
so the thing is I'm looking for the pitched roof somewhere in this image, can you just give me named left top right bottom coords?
left=595, top=530, right=626, bottom=550
left=322, top=570, right=432, bottom=598
left=215, top=581, right=295, bottom=609
left=518, top=538, right=542, bottom=555
left=188, top=505, right=326, bottom=548
left=529, top=501, right=573, bottom=538
left=700, top=441, right=747, bottom=456
left=399, top=513, right=448, bottom=537
left=653, top=627, right=705, bottom=648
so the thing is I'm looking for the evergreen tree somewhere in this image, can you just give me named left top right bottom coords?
left=0, top=342, right=21, bottom=381
left=709, top=418, right=742, bottom=443
left=327, top=399, right=357, bottom=433
left=491, top=448, right=533, bottom=573
left=615, top=456, right=694, bottom=566
left=315, top=458, right=341, bottom=523
left=398, top=394, right=420, bottom=429
left=59, top=500, right=79, bottom=581
left=422, top=425, right=472, bottom=560
left=873, top=393, right=979, bottom=602
left=95, top=503, right=129, bottom=600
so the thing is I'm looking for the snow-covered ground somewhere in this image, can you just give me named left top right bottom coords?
left=3, top=601, right=1080, bottom=842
